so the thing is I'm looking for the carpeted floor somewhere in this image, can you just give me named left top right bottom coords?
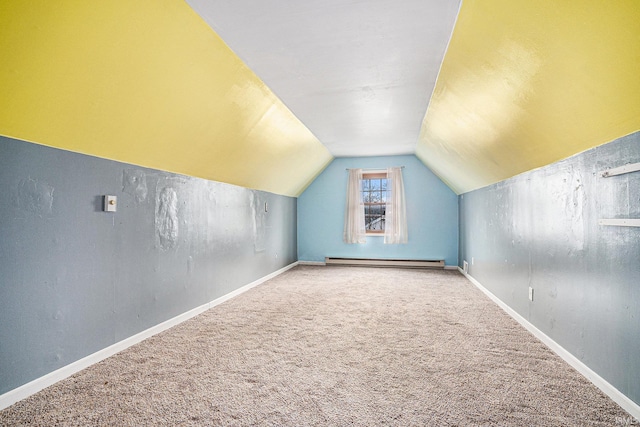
left=0, top=266, right=631, bottom=426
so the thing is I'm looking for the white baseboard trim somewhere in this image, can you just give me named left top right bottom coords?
left=297, top=261, right=326, bottom=266
left=0, top=261, right=299, bottom=411
left=444, top=265, right=459, bottom=270
left=458, top=267, right=640, bottom=420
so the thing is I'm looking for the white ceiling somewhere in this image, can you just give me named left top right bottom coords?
left=186, top=0, right=461, bottom=158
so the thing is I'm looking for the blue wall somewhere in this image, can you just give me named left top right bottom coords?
left=459, top=131, right=640, bottom=406
left=0, top=136, right=297, bottom=396
left=298, top=155, right=458, bottom=266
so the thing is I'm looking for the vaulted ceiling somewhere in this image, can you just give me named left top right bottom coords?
left=187, top=0, right=461, bottom=158
left=1, top=0, right=639, bottom=196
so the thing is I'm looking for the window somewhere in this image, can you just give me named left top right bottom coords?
left=361, top=172, right=387, bottom=233
left=343, top=167, right=407, bottom=244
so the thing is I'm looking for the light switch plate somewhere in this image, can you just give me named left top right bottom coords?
left=104, top=195, right=117, bottom=212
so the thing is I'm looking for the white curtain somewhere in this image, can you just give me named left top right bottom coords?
left=343, top=168, right=366, bottom=244
left=384, top=167, right=408, bottom=244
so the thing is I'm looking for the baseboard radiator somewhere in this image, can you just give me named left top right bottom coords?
left=324, top=257, right=445, bottom=269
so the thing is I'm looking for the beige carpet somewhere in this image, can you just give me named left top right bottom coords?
left=0, top=266, right=631, bottom=426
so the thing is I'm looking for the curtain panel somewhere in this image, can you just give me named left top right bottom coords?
left=343, top=168, right=366, bottom=244
left=384, top=167, right=408, bottom=244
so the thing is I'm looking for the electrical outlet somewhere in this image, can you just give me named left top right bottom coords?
left=528, top=287, right=534, bottom=301
left=471, top=257, right=474, bottom=265
left=463, top=260, right=469, bottom=274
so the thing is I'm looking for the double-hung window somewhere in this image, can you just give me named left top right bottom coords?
left=343, top=166, right=407, bottom=244
left=361, top=172, right=387, bottom=234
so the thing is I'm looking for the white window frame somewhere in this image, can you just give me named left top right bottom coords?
left=361, top=170, right=388, bottom=235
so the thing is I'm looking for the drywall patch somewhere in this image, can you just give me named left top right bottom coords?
left=557, top=166, right=585, bottom=252
left=251, top=191, right=266, bottom=252
left=122, top=169, right=148, bottom=203
left=16, top=178, right=54, bottom=217
left=156, top=186, right=179, bottom=250
left=187, top=255, right=194, bottom=276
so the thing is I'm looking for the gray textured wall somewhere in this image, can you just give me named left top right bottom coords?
left=459, top=131, right=640, bottom=405
left=0, top=136, right=297, bottom=395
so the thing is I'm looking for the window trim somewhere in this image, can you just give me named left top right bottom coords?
left=362, top=170, right=388, bottom=235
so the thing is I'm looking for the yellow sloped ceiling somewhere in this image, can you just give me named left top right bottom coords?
left=417, top=0, right=640, bottom=194
left=0, top=0, right=332, bottom=197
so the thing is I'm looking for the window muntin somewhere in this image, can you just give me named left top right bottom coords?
left=362, top=172, right=387, bottom=233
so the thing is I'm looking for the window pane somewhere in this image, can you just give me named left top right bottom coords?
left=366, top=213, right=384, bottom=230
left=361, top=176, right=387, bottom=232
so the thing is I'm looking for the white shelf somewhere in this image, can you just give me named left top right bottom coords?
left=601, top=162, right=640, bottom=178
left=599, top=219, right=640, bottom=228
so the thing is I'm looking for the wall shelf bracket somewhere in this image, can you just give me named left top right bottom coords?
left=599, top=219, right=640, bottom=228
left=601, top=162, right=640, bottom=178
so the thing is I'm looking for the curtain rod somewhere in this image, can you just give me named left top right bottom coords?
left=345, top=166, right=404, bottom=171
